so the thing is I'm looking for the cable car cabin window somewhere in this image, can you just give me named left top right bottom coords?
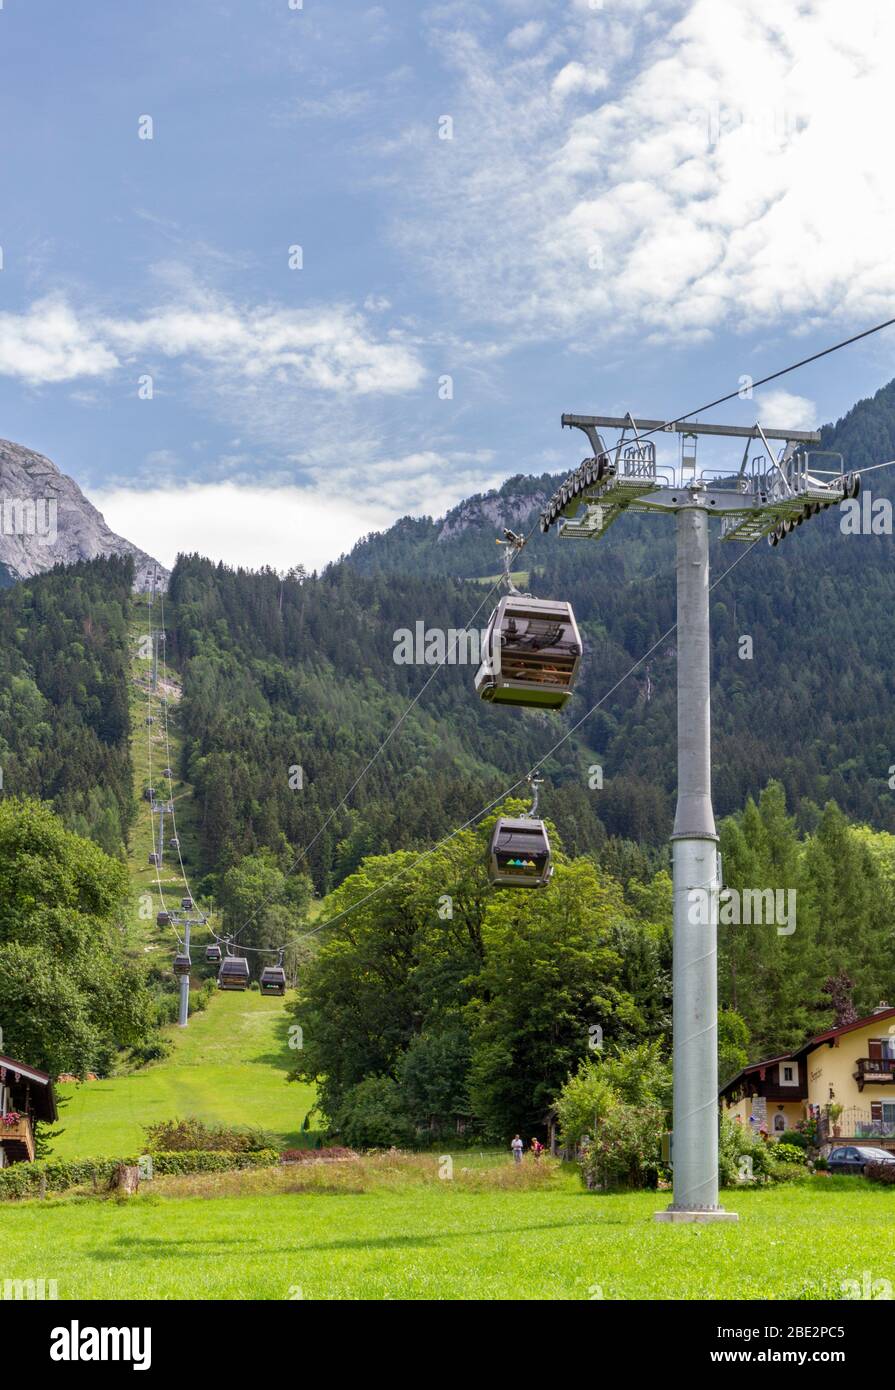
left=475, top=597, right=582, bottom=710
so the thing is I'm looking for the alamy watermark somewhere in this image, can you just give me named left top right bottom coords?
left=0, top=497, right=57, bottom=546
left=393, top=622, right=488, bottom=666
left=688, top=887, right=796, bottom=936
left=2, top=1277, right=59, bottom=1299
left=840, top=490, right=892, bottom=536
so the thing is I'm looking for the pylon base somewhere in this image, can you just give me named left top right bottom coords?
left=654, top=1207, right=739, bottom=1224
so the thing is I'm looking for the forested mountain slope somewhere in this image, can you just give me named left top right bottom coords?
left=0, top=555, right=135, bottom=852
left=165, top=379, right=895, bottom=899
left=343, top=379, right=895, bottom=839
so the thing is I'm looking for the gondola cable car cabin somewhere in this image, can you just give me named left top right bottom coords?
left=474, top=532, right=582, bottom=710
left=259, top=954, right=287, bottom=996
left=217, top=953, right=250, bottom=991
left=487, top=774, right=553, bottom=889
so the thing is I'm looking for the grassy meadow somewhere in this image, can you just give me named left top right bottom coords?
left=48, top=989, right=315, bottom=1158
left=1, top=1164, right=893, bottom=1300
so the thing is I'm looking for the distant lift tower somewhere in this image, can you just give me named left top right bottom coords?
left=542, top=413, right=854, bottom=1222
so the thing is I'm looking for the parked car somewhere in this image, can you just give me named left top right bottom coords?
left=827, top=1145, right=895, bottom=1176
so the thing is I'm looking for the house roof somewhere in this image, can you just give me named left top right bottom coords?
left=719, top=1005, right=895, bottom=1098
left=720, top=1055, right=795, bottom=1096
left=790, top=1005, right=895, bottom=1059
left=0, top=1053, right=58, bottom=1123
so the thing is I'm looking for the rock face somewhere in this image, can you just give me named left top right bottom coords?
left=0, top=438, right=167, bottom=590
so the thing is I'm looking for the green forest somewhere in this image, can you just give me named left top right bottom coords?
left=0, top=554, right=134, bottom=855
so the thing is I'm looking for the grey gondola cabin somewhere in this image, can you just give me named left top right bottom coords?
left=488, top=816, right=553, bottom=888
left=173, top=952, right=191, bottom=976
left=259, top=965, right=287, bottom=996
left=205, top=944, right=222, bottom=963
left=218, top=955, right=250, bottom=990
left=475, top=596, right=582, bottom=710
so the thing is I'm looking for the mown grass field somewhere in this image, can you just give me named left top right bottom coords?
left=48, top=990, right=316, bottom=1158
left=1, top=1168, right=893, bottom=1300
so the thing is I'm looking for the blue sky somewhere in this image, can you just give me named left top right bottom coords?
left=1, top=0, right=894, bottom=570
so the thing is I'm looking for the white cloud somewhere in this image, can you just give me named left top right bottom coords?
left=400, top=0, right=895, bottom=343
left=95, top=456, right=507, bottom=572
left=752, top=389, right=817, bottom=432
left=95, top=483, right=394, bottom=573
left=551, top=62, right=608, bottom=99
left=104, top=295, right=424, bottom=395
left=0, top=290, right=425, bottom=396
left=507, top=21, right=545, bottom=50
left=0, top=297, right=118, bottom=384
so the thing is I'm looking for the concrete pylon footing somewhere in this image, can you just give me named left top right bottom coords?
left=654, top=1209, right=739, bottom=1224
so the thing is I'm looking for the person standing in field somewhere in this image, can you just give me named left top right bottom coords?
left=531, top=1137, right=543, bottom=1161
left=511, top=1135, right=524, bottom=1164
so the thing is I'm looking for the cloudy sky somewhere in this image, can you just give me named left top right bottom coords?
left=2, top=0, right=894, bottom=571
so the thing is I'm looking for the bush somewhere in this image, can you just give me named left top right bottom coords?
left=866, top=1161, right=895, bottom=1185
left=332, top=1077, right=414, bottom=1149
left=579, top=1101, right=664, bottom=1191
left=142, top=1117, right=276, bottom=1153
left=155, top=994, right=180, bottom=1027
left=780, top=1129, right=809, bottom=1150
left=718, top=1114, right=776, bottom=1186
left=0, top=1149, right=279, bottom=1201
left=149, top=1150, right=279, bottom=1176
left=771, top=1142, right=807, bottom=1165
left=129, top=1034, right=174, bottom=1065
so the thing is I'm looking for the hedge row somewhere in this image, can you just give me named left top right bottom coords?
left=0, top=1149, right=280, bottom=1200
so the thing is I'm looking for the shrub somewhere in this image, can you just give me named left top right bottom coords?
left=866, top=1161, right=895, bottom=1185
left=718, top=1114, right=776, bottom=1186
left=780, top=1129, right=809, bottom=1150
left=579, top=1101, right=664, bottom=1191
left=129, top=1034, right=174, bottom=1065
left=149, top=1150, right=278, bottom=1176
left=332, top=1076, right=414, bottom=1149
left=142, top=1117, right=276, bottom=1153
left=771, top=1142, right=807, bottom=1165
left=0, top=1149, right=279, bottom=1200
left=155, top=994, right=180, bottom=1027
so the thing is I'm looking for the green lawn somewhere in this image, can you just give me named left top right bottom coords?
left=49, top=990, right=316, bottom=1158
left=1, top=1177, right=893, bottom=1300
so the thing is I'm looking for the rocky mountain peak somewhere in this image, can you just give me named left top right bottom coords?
left=0, top=438, right=167, bottom=589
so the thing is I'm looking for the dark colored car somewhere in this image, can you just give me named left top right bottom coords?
left=827, top=1144, right=895, bottom=1175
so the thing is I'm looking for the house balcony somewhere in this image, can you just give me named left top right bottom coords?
left=0, top=1115, right=35, bottom=1163
left=817, top=1107, right=895, bottom=1146
left=854, top=1058, right=895, bottom=1092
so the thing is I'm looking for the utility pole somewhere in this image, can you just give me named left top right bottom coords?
left=542, top=412, right=853, bottom=1222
